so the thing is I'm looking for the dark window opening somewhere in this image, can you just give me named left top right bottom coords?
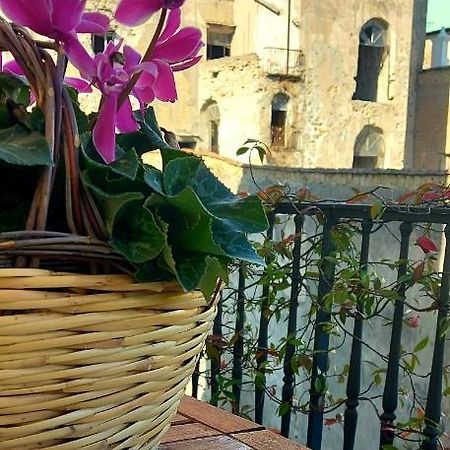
left=179, top=140, right=197, bottom=150
left=207, top=44, right=231, bottom=60
left=206, top=26, right=234, bottom=60
left=353, top=125, right=384, bottom=169
left=352, top=156, right=377, bottom=169
left=91, top=31, right=116, bottom=54
left=271, top=110, right=286, bottom=145
left=353, top=20, right=388, bottom=102
left=210, top=121, right=219, bottom=153
left=271, top=93, right=289, bottom=146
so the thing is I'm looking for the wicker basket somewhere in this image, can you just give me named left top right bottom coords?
left=0, top=268, right=216, bottom=449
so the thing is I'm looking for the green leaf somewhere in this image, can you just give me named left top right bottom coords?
left=111, top=200, right=166, bottom=263
left=81, top=169, right=143, bottom=232
left=0, top=125, right=51, bottom=166
left=164, top=156, right=202, bottom=195
left=179, top=216, right=226, bottom=256
left=236, top=147, right=248, bottom=156
left=212, top=221, right=265, bottom=265
left=370, top=203, right=383, bottom=220
left=162, top=245, right=207, bottom=291
left=110, top=148, right=140, bottom=180
left=199, top=256, right=229, bottom=301
left=413, top=336, right=429, bottom=353
left=0, top=74, right=31, bottom=106
left=278, top=402, right=290, bottom=417
left=143, top=165, right=165, bottom=195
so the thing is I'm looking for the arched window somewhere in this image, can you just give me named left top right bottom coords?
left=353, top=19, right=389, bottom=102
left=353, top=126, right=384, bottom=169
left=271, top=93, right=289, bottom=146
left=201, top=101, right=220, bottom=153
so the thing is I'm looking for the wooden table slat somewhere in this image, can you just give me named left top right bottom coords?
left=159, top=396, right=310, bottom=450
left=177, top=395, right=265, bottom=434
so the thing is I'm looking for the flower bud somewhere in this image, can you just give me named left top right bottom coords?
left=405, top=314, right=420, bottom=328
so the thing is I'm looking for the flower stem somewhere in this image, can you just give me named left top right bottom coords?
left=117, top=8, right=168, bottom=109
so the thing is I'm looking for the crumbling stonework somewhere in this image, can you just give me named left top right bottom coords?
left=82, top=0, right=429, bottom=171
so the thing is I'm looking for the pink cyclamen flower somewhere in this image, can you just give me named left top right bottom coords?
left=90, top=41, right=157, bottom=164
left=0, top=0, right=109, bottom=77
left=145, top=8, right=203, bottom=102
left=115, top=0, right=185, bottom=26
left=90, top=9, right=202, bottom=163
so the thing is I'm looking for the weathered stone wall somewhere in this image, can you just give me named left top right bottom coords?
left=80, top=1, right=428, bottom=171
left=413, top=67, right=450, bottom=171
left=296, top=0, right=425, bottom=170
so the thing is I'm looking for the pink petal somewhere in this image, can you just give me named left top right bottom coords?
left=116, top=98, right=139, bottom=133
left=153, top=61, right=177, bottom=102
left=77, top=11, right=110, bottom=33
left=115, top=0, right=163, bottom=26
left=172, top=55, right=202, bottom=72
left=93, top=93, right=118, bottom=164
left=158, top=7, right=181, bottom=43
left=123, top=45, right=141, bottom=72
left=152, top=27, right=203, bottom=63
left=134, top=69, right=157, bottom=104
left=64, top=76, right=92, bottom=93
left=3, top=59, right=24, bottom=76
left=52, top=0, right=85, bottom=32
left=0, top=0, right=52, bottom=36
left=64, top=34, right=95, bottom=80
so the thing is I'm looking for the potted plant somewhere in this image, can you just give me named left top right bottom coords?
left=0, top=0, right=268, bottom=448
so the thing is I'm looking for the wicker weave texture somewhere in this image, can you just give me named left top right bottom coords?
left=0, top=269, right=216, bottom=449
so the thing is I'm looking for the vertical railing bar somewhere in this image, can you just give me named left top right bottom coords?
left=420, top=225, right=450, bottom=450
left=191, top=360, right=200, bottom=399
left=281, top=214, right=305, bottom=437
left=343, top=219, right=373, bottom=450
left=255, top=215, right=275, bottom=424
left=307, top=211, right=338, bottom=450
left=232, top=263, right=246, bottom=414
left=210, top=291, right=223, bottom=406
left=379, top=221, right=413, bottom=447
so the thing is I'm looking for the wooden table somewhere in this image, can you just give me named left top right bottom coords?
left=160, top=396, right=309, bottom=450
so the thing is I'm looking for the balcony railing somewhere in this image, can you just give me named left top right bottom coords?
left=190, top=202, right=450, bottom=450
left=263, top=47, right=304, bottom=78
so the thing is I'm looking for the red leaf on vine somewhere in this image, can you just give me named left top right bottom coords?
left=413, top=261, right=425, bottom=282
left=416, top=236, right=437, bottom=254
left=324, top=418, right=338, bottom=426
left=397, top=190, right=417, bottom=204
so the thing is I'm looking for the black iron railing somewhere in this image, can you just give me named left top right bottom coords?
left=191, top=202, right=450, bottom=450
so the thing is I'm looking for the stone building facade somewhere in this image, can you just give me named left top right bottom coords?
left=84, top=0, right=435, bottom=171
left=413, top=27, right=450, bottom=171
left=126, top=0, right=427, bottom=170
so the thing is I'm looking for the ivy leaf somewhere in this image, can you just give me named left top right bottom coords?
left=111, top=200, right=166, bottom=263
left=0, top=125, right=51, bottom=166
